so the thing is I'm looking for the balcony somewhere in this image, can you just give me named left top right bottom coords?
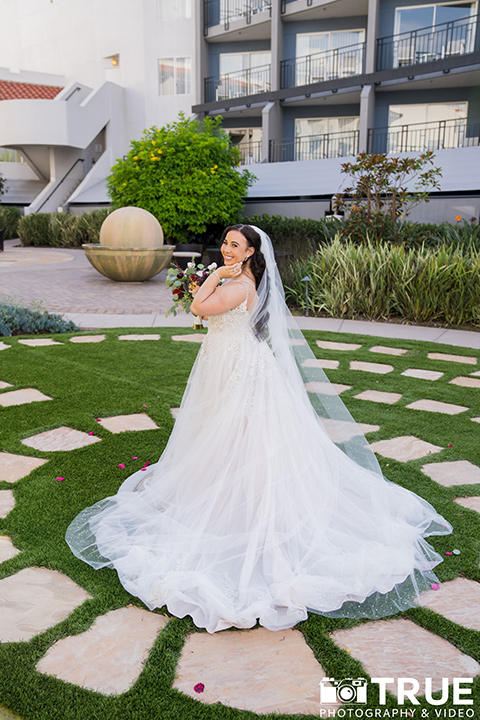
left=376, top=14, right=478, bottom=71
left=269, top=130, right=359, bottom=162
left=281, top=43, right=365, bottom=88
left=236, top=140, right=263, bottom=164
left=204, top=0, right=271, bottom=34
left=204, top=64, right=271, bottom=102
left=367, top=117, right=480, bottom=154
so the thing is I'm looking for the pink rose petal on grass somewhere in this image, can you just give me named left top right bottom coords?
left=142, top=404, right=147, bottom=407
left=118, top=464, right=125, bottom=469
left=431, top=583, right=440, bottom=591
left=445, top=552, right=452, bottom=555
left=194, top=683, right=205, bottom=693
left=56, top=477, right=65, bottom=482
left=95, top=418, right=101, bottom=422
left=131, top=456, right=138, bottom=460
left=141, top=468, right=147, bottom=471
left=88, top=431, right=94, bottom=436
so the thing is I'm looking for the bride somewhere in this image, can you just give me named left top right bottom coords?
left=66, top=224, right=453, bottom=634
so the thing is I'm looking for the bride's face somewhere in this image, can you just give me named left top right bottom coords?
left=221, top=230, right=254, bottom=267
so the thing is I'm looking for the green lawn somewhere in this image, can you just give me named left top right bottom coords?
left=0, top=327, right=479, bottom=719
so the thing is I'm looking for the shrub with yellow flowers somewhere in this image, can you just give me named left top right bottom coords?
left=107, top=113, right=256, bottom=243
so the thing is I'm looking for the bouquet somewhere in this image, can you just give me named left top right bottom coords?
left=165, top=260, right=219, bottom=328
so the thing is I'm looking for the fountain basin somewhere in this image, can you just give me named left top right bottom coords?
left=83, top=244, right=175, bottom=282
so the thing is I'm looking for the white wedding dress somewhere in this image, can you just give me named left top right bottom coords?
left=66, top=275, right=453, bottom=634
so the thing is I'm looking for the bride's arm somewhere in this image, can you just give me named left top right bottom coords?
left=190, top=265, right=247, bottom=317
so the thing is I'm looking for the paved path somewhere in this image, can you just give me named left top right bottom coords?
left=1, top=239, right=479, bottom=348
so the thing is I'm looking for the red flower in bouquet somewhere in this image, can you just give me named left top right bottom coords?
left=165, top=260, right=219, bottom=317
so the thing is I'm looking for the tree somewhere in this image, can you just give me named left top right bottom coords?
left=333, top=151, right=442, bottom=244
left=107, top=113, right=256, bottom=243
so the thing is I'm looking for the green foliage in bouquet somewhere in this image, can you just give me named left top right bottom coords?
left=165, top=261, right=217, bottom=316
left=107, top=113, right=256, bottom=243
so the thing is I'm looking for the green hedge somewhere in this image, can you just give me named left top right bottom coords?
left=17, top=209, right=111, bottom=247
left=286, top=236, right=480, bottom=327
left=244, top=213, right=480, bottom=255
left=0, top=206, right=22, bottom=239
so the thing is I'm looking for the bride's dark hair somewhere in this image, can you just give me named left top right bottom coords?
left=220, top=224, right=270, bottom=340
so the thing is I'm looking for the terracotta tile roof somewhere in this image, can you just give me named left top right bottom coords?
left=0, top=79, right=64, bottom=101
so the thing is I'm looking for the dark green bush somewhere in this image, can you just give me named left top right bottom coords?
left=17, top=209, right=111, bottom=247
left=245, top=213, right=341, bottom=256
left=77, top=208, right=111, bottom=244
left=17, top=213, right=51, bottom=246
left=0, top=206, right=22, bottom=239
left=0, top=301, right=80, bottom=336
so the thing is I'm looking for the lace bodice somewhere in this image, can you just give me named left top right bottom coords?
left=207, top=280, right=254, bottom=337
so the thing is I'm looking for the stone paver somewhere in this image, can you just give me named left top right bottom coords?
left=98, top=413, right=160, bottom=433
left=401, top=368, right=444, bottom=381
left=421, top=460, right=480, bottom=487
left=0, top=491, right=15, bottom=518
left=321, top=418, right=380, bottom=443
left=406, top=399, right=468, bottom=415
left=350, top=360, right=394, bottom=374
left=69, top=334, right=106, bottom=343
left=37, top=607, right=168, bottom=695
left=449, top=376, right=480, bottom=389
left=0, top=388, right=52, bottom=407
left=330, top=618, right=480, bottom=697
left=415, top=577, right=480, bottom=631
left=118, top=334, right=160, bottom=341
left=305, top=382, right=351, bottom=395
left=353, top=390, right=402, bottom=404
left=301, top=358, right=339, bottom=370
left=17, top=338, right=64, bottom=347
left=0, top=537, right=20, bottom=563
left=369, top=345, right=408, bottom=356
left=316, top=340, right=361, bottom=351
left=22, top=426, right=102, bottom=452
left=170, top=408, right=180, bottom=420
left=171, top=334, right=205, bottom=343
left=0, top=567, right=92, bottom=642
left=471, top=417, right=480, bottom=424
left=427, top=352, right=477, bottom=365
left=370, top=436, right=443, bottom=462
left=0, top=452, right=48, bottom=483
left=0, top=381, right=13, bottom=390
left=0, top=342, right=11, bottom=351
left=470, top=370, right=480, bottom=377
left=173, top=626, right=341, bottom=715
left=454, top=496, right=480, bottom=514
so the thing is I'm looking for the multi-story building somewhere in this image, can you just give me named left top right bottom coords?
left=195, top=0, right=480, bottom=221
left=0, top=0, right=479, bottom=221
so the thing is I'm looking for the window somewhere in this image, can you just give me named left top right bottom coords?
left=158, top=57, right=191, bottom=95
left=394, top=2, right=476, bottom=63
left=219, top=51, right=271, bottom=75
left=294, top=117, right=360, bottom=159
left=295, top=31, right=365, bottom=84
left=157, top=0, right=192, bottom=20
left=387, top=102, right=469, bottom=151
left=217, top=52, right=271, bottom=99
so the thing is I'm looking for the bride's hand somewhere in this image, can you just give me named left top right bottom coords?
left=216, top=263, right=242, bottom=280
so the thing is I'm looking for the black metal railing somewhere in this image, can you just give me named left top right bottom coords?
left=35, top=158, right=85, bottom=213
left=367, top=117, right=480, bottom=154
left=235, top=140, right=263, bottom=164
left=204, top=64, right=271, bottom=102
left=281, top=42, right=365, bottom=88
left=204, top=0, right=272, bottom=33
left=377, top=13, right=478, bottom=71
left=270, top=130, right=360, bottom=162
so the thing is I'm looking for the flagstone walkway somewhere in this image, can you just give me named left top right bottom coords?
left=1, top=238, right=480, bottom=716
left=0, top=330, right=479, bottom=716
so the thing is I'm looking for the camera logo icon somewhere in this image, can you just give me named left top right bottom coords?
left=320, top=677, right=368, bottom=704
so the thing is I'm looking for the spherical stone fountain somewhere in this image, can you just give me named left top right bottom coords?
left=83, top=206, right=174, bottom=282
